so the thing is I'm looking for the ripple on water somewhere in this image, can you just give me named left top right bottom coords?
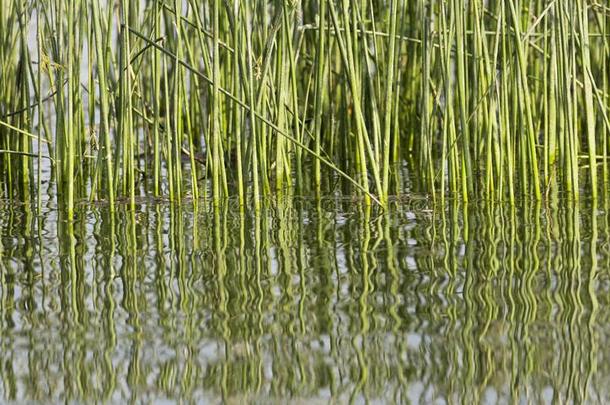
left=0, top=198, right=608, bottom=403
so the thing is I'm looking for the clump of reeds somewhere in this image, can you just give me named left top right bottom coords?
left=0, top=0, right=608, bottom=215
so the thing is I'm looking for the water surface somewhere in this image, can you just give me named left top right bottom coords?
left=0, top=197, right=609, bottom=403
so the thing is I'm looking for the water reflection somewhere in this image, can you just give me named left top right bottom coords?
left=0, top=197, right=608, bottom=403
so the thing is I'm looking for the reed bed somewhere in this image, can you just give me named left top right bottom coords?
left=0, top=0, right=608, bottom=214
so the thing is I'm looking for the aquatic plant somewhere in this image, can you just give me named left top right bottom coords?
left=0, top=0, right=608, bottom=215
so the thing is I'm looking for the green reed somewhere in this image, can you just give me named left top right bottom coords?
left=0, top=0, right=608, bottom=210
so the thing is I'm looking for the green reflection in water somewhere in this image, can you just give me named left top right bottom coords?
left=0, top=197, right=608, bottom=403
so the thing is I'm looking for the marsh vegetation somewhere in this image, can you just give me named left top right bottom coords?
left=0, top=0, right=608, bottom=210
left=0, top=0, right=609, bottom=402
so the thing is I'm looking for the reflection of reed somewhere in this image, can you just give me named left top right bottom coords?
left=0, top=198, right=608, bottom=402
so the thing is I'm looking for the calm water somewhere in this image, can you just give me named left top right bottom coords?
left=0, top=196, right=609, bottom=403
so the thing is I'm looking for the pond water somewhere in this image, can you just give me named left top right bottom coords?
left=0, top=196, right=608, bottom=403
